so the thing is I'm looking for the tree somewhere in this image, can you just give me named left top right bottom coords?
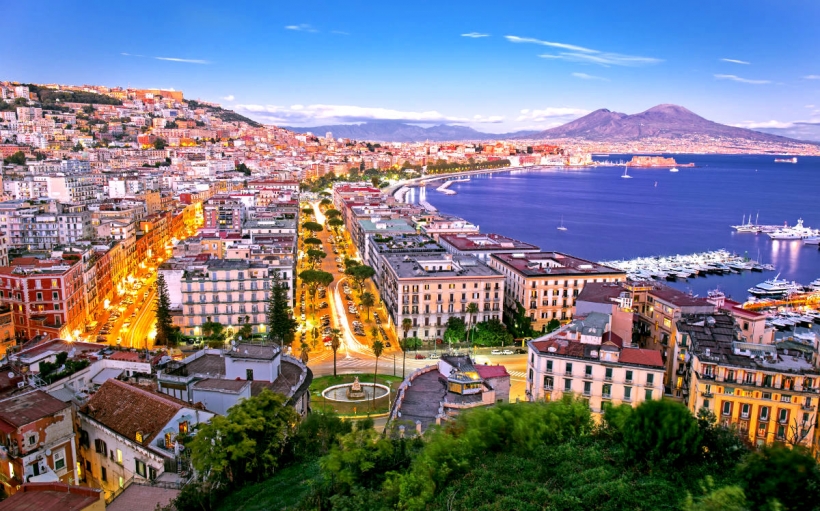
left=306, top=249, right=327, bottom=269
left=302, top=221, right=323, bottom=236
left=300, top=340, right=310, bottom=364
left=319, top=198, right=332, bottom=207
left=153, top=137, right=167, bottom=150
left=3, top=150, right=26, bottom=165
left=266, top=270, right=297, bottom=347
left=301, top=207, right=314, bottom=216
left=371, top=340, right=384, bottom=409
left=370, top=325, right=379, bottom=341
left=190, top=390, right=299, bottom=491
left=507, top=301, right=535, bottom=339
left=466, top=302, right=479, bottom=351
left=324, top=209, right=342, bottom=219
left=303, top=237, right=322, bottom=247
left=443, top=316, right=466, bottom=348
left=683, top=477, right=748, bottom=511
left=345, top=265, right=375, bottom=294
left=738, top=444, right=820, bottom=511
left=359, top=291, right=375, bottom=320
left=202, top=320, right=227, bottom=348
left=236, top=163, right=251, bottom=176
left=623, top=400, right=702, bottom=467
left=328, top=218, right=345, bottom=231
left=237, top=315, right=253, bottom=341
left=401, top=318, right=412, bottom=339
left=471, top=319, right=513, bottom=347
left=154, top=275, right=176, bottom=346
left=298, top=270, right=334, bottom=319
left=330, top=328, right=341, bottom=377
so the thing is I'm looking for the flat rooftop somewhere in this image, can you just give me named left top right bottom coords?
left=491, top=252, right=624, bottom=278
left=439, top=233, right=540, bottom=252
left=383, top=254, right=503, bottom=280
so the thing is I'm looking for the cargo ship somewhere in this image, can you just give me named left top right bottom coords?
left=774, top=157, right=797, bottom=163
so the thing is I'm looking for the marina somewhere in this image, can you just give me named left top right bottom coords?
left=599, top=249, right=775, bottom=283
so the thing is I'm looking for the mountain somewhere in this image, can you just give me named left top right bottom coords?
left=284, top=121, right=538, bottom=142
left=754, top=122, right=820, bottom=143
left=521, top=104, right=804, bottom=144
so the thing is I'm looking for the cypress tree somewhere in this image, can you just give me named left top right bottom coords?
left=266, top=269, right=297, bottom=347
left=154, top=274, right=175, bottom=346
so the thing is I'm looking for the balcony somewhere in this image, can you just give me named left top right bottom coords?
left=802, top=404, right=816, bottom=411
left=564, top=371, right=573, bottom=377
left=543, top=385, right=553, bottom=391
left=759, top=415, right=769, bottom=423
left=545, top=368, right=553, bottom=374
left=701, top=391, right=714, bottom=398
left=625, top=379, right=633, bottom=385
left=604, top=375, right=612, bottom=382
left=602, top=393, right=612, bottom=399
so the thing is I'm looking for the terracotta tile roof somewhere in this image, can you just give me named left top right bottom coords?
left=81, top=380, right=184, bottom=446
left=108, top=351, right=142, bottom=362
left=0, top=483, right=101, bottom=511
left=474, top=364, right=510, bottom=379
left=619, top=348, right=664, bottom=368
left=0, top=391, right=69, bottom=428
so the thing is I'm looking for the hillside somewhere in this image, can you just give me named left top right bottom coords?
left=284, top=120, right=538, bottom=142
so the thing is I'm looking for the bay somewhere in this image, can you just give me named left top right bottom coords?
left=408, top=154, right=820, bottom=302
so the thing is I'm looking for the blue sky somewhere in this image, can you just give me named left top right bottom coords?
left=3, top=0, right=819, bottom=132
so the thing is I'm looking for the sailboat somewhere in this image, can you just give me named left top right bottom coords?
left=557, top=216, right=567, bottom=231
left=621, top=167, right=632, bottom=179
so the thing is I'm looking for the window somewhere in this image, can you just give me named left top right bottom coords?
left=760, top=406, right=770, bottom=421
left=602, top=384, right=612, bottom=398
left=646, top=374, right=655, bottom=386
left=179, top=421, right=189, bottom=435
left=564, top=378, right=572, bottom=392
left=605, top=367, right=612, bottom=380
left=546, top=360, right=553, bottom=373
left=625, top=370, right=633, bottom=383
left=94, top=439, right=107, bottom=456
left=565, top=363, right=573, bottom=376
left=722, top=401, right=731, bottom=416
left=644, top=389, right=653, bottom=401
left=116, top=449, right=123, bottom=465
left=778, top=409, right=788, bottom=423
left=246, top=368, right=254, bottom=381
left=28, top=435, right=36, bottom=446
left=149, top=466, right=157, bottom=480
left=703, top=399, right=710, bottom=409
left=136, top=459, right=147, bottom=478
left=53, top=449, right=65, bottom=471
left=741, top=403, right=751, bottom=419
left=583, top=381, right=591, bottom=396
left=136, top=431, right=143, bottom=443
left=624, top=386, right=632, bottom=401
left=101, top=466, right=107, bottom=482
left=584, top=365, right=593, bottom=377
left=544, top=376, right=553, bottom=389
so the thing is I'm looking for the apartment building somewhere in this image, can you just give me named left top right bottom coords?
left=0, top=391, right=77, bottom=496
left=203, top=196, right=244, bottom=232
left=489, top=252, right=626, bottom=332
left=526, top=312, right=665, bottom=414
left=366, top=233, right=445, bottom=292
left=380, top=253, right=504, bottom=340
left=438, top=233, right=540, bottom=262
left=679, top=313, right=820, bottom=449
left=78, top=380, right=214, bottom=500
left=179, top=259, right=284, bottom=337
left=0, top=257, right=87, bottom=341
left=353, top=217, right=417, bottom=264
left=413, top=213, right=480, bottom=241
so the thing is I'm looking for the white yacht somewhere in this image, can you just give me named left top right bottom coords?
left=748, top=274, right=804, bottom=296
left=669, top=167, right=679, bottom=173
left=768, top=218, right=817, bottom=240
left=621, top=167, right=632, bottom=179
left=803, top=236, right=820, bottom=245
left=808, top=278, right=820, bottom=292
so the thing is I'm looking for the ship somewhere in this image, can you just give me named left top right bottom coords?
left=747, top=274, right=804, bottom=297
left=767, top=218, right=819, bottom=240
left=774, top=157, right=798, bottom=163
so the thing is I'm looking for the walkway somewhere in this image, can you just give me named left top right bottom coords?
left=396, top=368, right=446, bottom=432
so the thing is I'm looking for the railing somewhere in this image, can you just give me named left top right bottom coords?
left=105, top=476, right=134, bottom=504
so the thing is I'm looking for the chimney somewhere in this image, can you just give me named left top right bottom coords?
left=415, top=420, right=422, bottom=435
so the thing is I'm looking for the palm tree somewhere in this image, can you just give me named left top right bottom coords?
left=300, top=340, right=310, bottom=364
left=371, top=339, right=384, bottom=409
left=466, top=302, right=479, bottom=354
left=359, top=291, right=375, bottom=320
left=330, top=328, right=341, bottom=377
left=400, top=318, right=413, bottom=379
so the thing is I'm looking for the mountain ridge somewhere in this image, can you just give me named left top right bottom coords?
left=282, top=121, right=538, bottom=143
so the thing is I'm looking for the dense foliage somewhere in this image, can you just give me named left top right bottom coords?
left=174, top=395, right=820, bottom=511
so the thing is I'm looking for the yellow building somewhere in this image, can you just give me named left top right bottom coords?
left=680, top=313, right=819, bottom=449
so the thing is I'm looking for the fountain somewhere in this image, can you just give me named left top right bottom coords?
left=322, top=378, right=390, bottom=402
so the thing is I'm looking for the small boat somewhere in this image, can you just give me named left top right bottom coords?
left=774, top=157, right=797, bottom=163
left=803, top=236, right=820, bottom=245
left=621, top=167, right=632, bottom=179
left=557, top=216, right=567, bottom=231
left=669, top=167, right=679, bottom=173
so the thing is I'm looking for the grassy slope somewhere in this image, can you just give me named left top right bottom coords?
left=215, top=459, right=319, bottom=511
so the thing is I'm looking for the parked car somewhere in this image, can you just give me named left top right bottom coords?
left=491, top=349, right=502, bottom=355
left=414, top=354, right=425, bottom=359
left=514, top=348, right=526, bottom=354
left=502, top=350, right=514, bottom=355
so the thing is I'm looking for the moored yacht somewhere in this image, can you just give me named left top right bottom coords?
left=748, top=274, right=804, bottom=296
left=768, top=218, right=818, bottom=240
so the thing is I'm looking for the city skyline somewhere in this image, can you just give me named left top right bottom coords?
left=4, top=0, right=819, bottom=133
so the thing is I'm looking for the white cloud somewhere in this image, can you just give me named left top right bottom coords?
left=516, top=107, right=590, bottom=122
left=223, top=95, right=235, bottom=102
left=806, top=105, right=816, bottom=109
left=506, top=35, right=662, bottom=67
left=505, top=36, right=596, bottom=53
left=721, top=58, right=750, bottom=65
left=155, top=57, right=209, bottom=64
left=233, top=103, right=504, bottom=125
left=714, top=74, right=770, bottom=84
left=732, top=120, right=795, bottom=129
left=285, top=24, right=318, bottom=33
left=805, top=75, right=820, bottom=80
left=462, top=32, right=490, bottom=38
left=571, top=72, right=609, bottom=81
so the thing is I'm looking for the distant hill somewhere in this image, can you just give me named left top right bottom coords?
left=283, top=121, right=538, bottom=142
left=521, top=104, right=805, bottom=144
left=754, top=122, right=820, bottom=143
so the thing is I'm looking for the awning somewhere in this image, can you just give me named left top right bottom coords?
left=29, top=470, right=60, bottom=483
left=91, top=368, right=123, bottom=385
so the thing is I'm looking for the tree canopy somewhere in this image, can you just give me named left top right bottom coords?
left=266, top=270, right=297, bottom=346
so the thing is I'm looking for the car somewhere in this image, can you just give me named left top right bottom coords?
left=491, top=349, right=502, bottom=355
left=514, top=348, right=526, bottom=354
left=373, top=312, right=380, bottom=320
left=429, top=354, right=438, bottom=359
left=301, top=314, right=306, bottom=321
left=502, top=350, right=514, bottom=355
left=386, top=342, right=392, bottom=348
left=414, top=354, right=425, bottom=359
left=320, top=302, right=329, bottom=309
